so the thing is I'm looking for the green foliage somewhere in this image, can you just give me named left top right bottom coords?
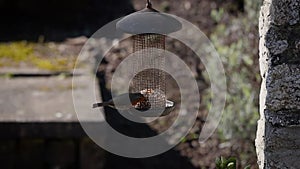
left=211, top=8, right=225, bottom=23
left=216, top=156, right=236, bottom=169
left=180, top=133, right=199, bottom=143
left=208, top=1, right=261, bottom=141
left=203, top=1, right=262, bottom=166
left=216, top=156, right=251, bottom=169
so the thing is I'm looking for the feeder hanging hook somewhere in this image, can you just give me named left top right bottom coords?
left=146, top=0, right=152, bottom=8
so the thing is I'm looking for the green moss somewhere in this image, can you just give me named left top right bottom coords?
left=31, top=57, right=74, bottom=71
left=0, top=41, right=76, bottom=71
left=0, top=41, right=34, bottom=65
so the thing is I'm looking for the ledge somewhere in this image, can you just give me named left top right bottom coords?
left=0, top=69, right=104, bottom=138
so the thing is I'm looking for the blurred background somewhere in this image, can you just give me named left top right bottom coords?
left=0, top=0, right=261, bottom=168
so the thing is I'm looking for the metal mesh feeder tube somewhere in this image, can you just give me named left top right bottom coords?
left=116, top=2, right=182, bottom=117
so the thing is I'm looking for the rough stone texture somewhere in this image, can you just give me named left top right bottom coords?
left=271, top=0, right=300, bottom=25
left=265, top=25, right=300, bottom=66
left=256, top=1, right=272, bottom=167
left=266, top=64, right=300, bottom=111
left=256, top=0, right=300, bottom=168
left=266, top=39, right=288, bottom=55
left=265, top=121, right=300, bottom=169
left=265, top=110, right=300, bottom=127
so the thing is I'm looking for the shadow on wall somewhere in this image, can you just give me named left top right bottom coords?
left=0, top=0, right=134, bottom=41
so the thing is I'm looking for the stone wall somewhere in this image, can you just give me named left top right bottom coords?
left=256, top=0, right=300, bottom=168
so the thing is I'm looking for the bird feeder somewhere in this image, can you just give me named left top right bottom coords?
left=116, top=0, right=181, bottom=116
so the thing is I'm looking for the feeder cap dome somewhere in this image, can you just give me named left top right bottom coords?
left=116, top=7, right=182, bottom=34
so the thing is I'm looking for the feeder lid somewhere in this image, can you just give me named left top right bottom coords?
left=116, top=4, right=182, bottom=34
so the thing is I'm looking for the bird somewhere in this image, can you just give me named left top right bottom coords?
left=92, top=89, right=176, bottom=116
left=92, top=92, right=147, bottom=110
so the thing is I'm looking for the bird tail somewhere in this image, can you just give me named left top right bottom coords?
left=92, top=102, right=110, bottom=108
